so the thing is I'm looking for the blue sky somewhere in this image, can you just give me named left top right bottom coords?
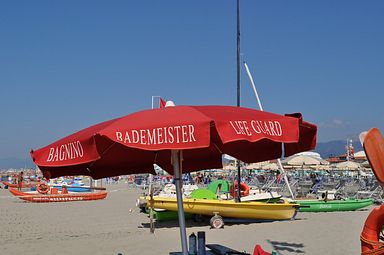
left=1, top=0, right=383, bottom=161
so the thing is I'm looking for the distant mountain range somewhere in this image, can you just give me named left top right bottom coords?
left=0, top=140, right=363, bottom=169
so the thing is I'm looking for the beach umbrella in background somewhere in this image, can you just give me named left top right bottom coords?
left=261, top=162, right=279, bottom=171
left=361, top=160, right=371, bottom=168
left=30, top=104, right=317, bottom=255
left=244, top=161, right=266, bottom=170
left=282, top=154, right=328, bottom=167
left=223, top=164, right=237, bottom=171
left=281, top=154, right=329, bottom=174
left=354, top=150, right=367, bottom=160
left=309, top=164, right=331, bottom=171
left=333, top=161, right=361, bottom=171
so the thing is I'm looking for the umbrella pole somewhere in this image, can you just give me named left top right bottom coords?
left=237, top=160, right=241, bottom=202
left=149, top=174, right=155, bottom=234
left=172, top=150, right=188, bottom=255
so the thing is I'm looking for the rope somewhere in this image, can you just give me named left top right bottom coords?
left=360, top=235, right=384, bottom=255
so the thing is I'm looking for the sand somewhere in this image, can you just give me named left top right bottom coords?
left=0, top=183, right=373, bottom=255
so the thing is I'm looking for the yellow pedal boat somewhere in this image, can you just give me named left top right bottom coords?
left=144, top=196, right=299, bottom=221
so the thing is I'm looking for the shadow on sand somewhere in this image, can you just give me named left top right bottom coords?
left=267, top=240, right=305, bottom=254
left=139, top=217, right=295, bottom=229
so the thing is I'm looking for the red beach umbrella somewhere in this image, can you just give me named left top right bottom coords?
left=30, top=104, right=317, bottom=254
left=31, top=105, right=316, bottom=179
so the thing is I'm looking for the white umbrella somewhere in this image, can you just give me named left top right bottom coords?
left=283, top=154, right=329, bottom=166
left=354, top=150, right=366, bottom=159
left=333, top=161, right=361, bottom=171
left=310, top=164, right=331, bottom=171
left=245, top=161, right=269, bottom=170
left=361, top=160, right=371, bottom=168
left=261, top=162, right=279, bottom=170
left=223, top=164, right=237, bottom=171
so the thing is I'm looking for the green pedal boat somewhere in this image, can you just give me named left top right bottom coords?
left=296, top=198, right=373, bottom=212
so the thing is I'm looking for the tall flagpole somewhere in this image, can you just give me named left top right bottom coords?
left=237, top=0, right=240, bottom=108
left=151, top=96, right=161, bottom=109
left=236, top=0, right=242, bottom=202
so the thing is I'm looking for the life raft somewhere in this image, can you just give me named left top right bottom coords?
left=360, top=204, right=384, bottom=254
left=36, top=182, right=50, bottom=194
left=229, top=182, right=250, bottom=198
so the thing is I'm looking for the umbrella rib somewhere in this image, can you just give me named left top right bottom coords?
left=213, top=142, right=223, bottom=154
left=87, top=141, right=118, bottom=171
left=99, top=142, right=117, bottom=158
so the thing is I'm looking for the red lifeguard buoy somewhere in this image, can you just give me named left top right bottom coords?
left=360, top=204, right=384, bottom=254
left=36, top=182, right=50, bottom=194
left=229, top=182, right=250, bottom=198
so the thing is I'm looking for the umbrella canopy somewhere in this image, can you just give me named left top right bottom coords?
left=31, top=105, right=317, bottom=180
left=261, top=162, right=279, bottom=170
left=244, top=161, right=269, bottom=170
left=282, top=154, right=328, bottom=166
left=354, top=150, right=366, bottom=159
left=309, top=164, right=331, bottom=171
left=333, top=161, right=361, bottom=170
left=223, top=164, right=237, bottom=171
left=361, top=160, right=371, bottom=168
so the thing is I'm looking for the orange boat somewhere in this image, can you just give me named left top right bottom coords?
left=2, top=181, right=33, bottom=188
left=8, top=187, right=108, bottom=203
left=360, top=128, right=384, bottom=254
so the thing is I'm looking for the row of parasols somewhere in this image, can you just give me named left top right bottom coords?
left=223, top=154, right=369, bottom=171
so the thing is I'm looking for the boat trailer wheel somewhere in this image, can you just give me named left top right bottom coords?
left=210, top=214, right=224, bottom=229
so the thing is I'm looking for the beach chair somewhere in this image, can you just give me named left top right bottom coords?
left=296, top=181, right=312, bottom=198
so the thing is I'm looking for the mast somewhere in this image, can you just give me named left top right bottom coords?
left=236, top=0, right=242, bottom=202
left=236, top=0, right=240, bottom=108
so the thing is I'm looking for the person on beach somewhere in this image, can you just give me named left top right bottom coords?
left=310, top=173, right=320, bottom=194
left=17, top=171, right=24, bottom=191
left=276, top=170, right=281, bottom=184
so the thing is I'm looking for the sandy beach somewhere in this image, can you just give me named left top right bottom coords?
left=0, top=183, right=372, bottom=255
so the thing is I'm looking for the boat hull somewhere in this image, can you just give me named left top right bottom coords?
left=297, top=198, right=373, bottom=212
left=51, top=185, right=91, bottom=192
left=145, top=196, right=298, bottom=220
left=8, top=188, right=107, bottom=203
left=149, top=209, right=193, bottom=222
